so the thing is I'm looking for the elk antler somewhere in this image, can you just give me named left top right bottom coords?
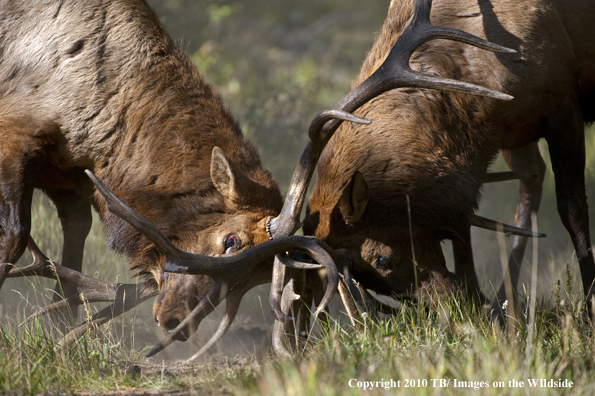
left=267, top=0, right=517, bottom=324
left=184, top=288, right=244, bottom=362
left=85, top=170, right=340, bottom=356
left=5, top=237, right=157, bottom=345
left=482, top=171, right=537, bottom=184
left=470, top=214, right=546, bottom=238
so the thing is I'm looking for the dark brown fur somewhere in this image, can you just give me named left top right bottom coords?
left=0, top=0, right=282, bottom=337
left=304, top=0, right=595, bottom=304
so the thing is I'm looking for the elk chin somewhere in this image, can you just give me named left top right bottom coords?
left=413, top=267, right=460, bottom=306
left=152, top=273, right=215, bottom=342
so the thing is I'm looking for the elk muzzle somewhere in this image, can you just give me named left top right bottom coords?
left=152, top=273, right=215, bottom=341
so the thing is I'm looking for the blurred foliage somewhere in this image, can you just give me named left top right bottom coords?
left=148, top=0, right=390, bottom=191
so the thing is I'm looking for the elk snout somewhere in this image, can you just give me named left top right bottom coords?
left=415, top=267, right=460, bottom=304
left=152, top=273, right=214, bottom=341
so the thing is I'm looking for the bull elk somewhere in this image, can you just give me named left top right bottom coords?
left=0, top=0, right=340, bottom=357
left=295, top=0, right=595, bottom=319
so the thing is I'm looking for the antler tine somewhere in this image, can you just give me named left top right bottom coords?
left=6, top=237, right=158, bottom=347
left=164, top=268, right=273, bottom=359
left=164, top=234, right=340, bottom=325
left=7, top=237, right=54, bottom=278
left=318, top=0, right=516, bottom=146
left=270, top=238, right=342, bottom=323
left=483, top=171, right=537, bottom=184
left=88, top=170, right=277, bottom=280
left=276, top=254, right=323, bottom=270
left=56, top=283, right=157, bottom=350
left=268, top=238, right=340, bottom=323
left=267, top=111, right=370, bottom=239
left=164, top=235, right=331, bottom=275
left=304, top=242, right=338, bottom=319
left=266, top=110, right=368, bottom=324
left=88, top=169, right=341, bottom=356
left=267, top=0, right=517, bottom=346
left=470, top=214, right=546, bottom=237
left=406, top=0, right=514, bottom=55
left=185, top=289, right=244, bottom=362
left=23, top=300, right=68, bottom=324
left=334, top=0, right=514, bottom=115
left=9, top=237, right=132, bottom=303
left=267, top=0, right=516, bottom=241
left=270, top=257, right=293, bottom=323
left=23, top=297, right=79, bottom=325
left=272, top=277, right=301, bottom=358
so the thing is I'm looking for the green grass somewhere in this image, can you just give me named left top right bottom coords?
left=2, top=277, right=595, bottom=395
left=248, top=294, right=595, bottom=396
left=2, top=193, right=595, bottom=395
left=3, top=1, right=595, bottom=393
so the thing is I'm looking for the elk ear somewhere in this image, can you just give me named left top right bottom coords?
left=339, top=171, right=369, bottom=225
left=210, top=147, right=252, bottom=205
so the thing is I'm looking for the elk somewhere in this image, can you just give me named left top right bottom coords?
left=295, top=0, right=595, bottom=317
left=0, top=0, right=339, bottom=357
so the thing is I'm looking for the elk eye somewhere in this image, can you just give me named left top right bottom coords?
left=223, top=233, right=239, bottom=253
left=375, top=256, right=390, bottom=267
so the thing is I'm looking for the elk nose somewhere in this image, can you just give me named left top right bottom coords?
left=164, top=318, right=181, bottom=331
left=162, top=318, right=190, bottom=342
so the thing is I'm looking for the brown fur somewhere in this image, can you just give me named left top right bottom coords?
left=304, top=0, right=595, bottom=302
left=0, top=0, right=282, bottom=336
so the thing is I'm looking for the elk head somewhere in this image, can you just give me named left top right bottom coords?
left=85, top=167, right=339, bottom=358
left=140, top=146, right=279, bottom=341
left=303, top=166, right=543, bottom=303
left=303, top=170, right=460, bottom=301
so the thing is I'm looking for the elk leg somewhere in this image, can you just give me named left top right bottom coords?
left=44, top=189, right=92, bottom=323
left=0, top=130, right=43, bottom=290
left=545, top=112, right=595, bottom=309
left=492, top=143, right=546, bottom=314
left=452, top=224, right=484, bottom=300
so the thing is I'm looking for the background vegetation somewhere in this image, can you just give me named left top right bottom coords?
left=2, top=0, right=595, bottom=394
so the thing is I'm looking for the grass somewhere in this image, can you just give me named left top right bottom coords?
left=2, top=274, right=595, bottom=395
left=249, top=293, right=595, bottom=396
left=3, top=1, right=595, bottom=392
left=2, top=193, right=595, bottom=395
